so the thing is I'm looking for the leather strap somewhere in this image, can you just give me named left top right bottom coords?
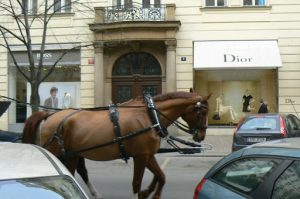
left=109, top=105, right=129, bottom=163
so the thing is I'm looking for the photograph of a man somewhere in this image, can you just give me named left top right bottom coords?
left=44, top=87, right=58, bottom=108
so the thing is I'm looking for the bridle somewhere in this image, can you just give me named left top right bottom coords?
left=158, top=99, right=209, bottom=135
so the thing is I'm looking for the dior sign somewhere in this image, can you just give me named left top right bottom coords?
left=224, top=54, right=253, bottom=63
left=193, top=40, right=282, bottom=69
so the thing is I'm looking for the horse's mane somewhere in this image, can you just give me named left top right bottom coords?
left=120, top=91, right=198, bottom=105
left=152, top=91, right=197, bottom=102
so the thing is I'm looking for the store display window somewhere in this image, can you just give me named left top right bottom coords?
left=194, top=69, right=277, bottom=126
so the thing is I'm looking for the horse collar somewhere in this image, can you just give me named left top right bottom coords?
left=143, top=94, right=168, bottom=138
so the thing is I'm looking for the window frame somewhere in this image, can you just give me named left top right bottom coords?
left=22, top=0, right=38, bottom=15
left=112, top=0, right=160, bottom=7
left=54, top=0, right=72, bottom=13
left=243, top=0, right=267, bottom=6
left=205, top=0, right=227, bottom=7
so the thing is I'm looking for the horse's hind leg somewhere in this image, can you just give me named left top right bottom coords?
left=132, top=156, right=149, bottom=199
left=139, top=156, right=165, bottom=199
left=77, top=158, right=103, bottom=199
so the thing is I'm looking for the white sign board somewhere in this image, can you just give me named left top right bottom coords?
left=194, top=40, right=282, bottom=69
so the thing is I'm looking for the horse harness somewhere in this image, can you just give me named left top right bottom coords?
left=43, top=94, right=167, bottom=163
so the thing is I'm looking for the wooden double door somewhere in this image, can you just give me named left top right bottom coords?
left=112, top=52, right=162, bottom=104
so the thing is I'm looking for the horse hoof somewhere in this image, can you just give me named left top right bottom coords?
left=138, top=190, right=149, bottom=199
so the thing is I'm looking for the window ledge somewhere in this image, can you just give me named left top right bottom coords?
left=52, top=12, right=75, bottom=17
left=200, top=6, right=272, bottom=12
left=24, top=12, right=75, bottom=17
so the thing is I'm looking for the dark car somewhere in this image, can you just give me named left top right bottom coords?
left=0, top=130, right=22, bottom=142
left=194, top=137, right=300, bottom=199
left=232, top=113, right=300, bottom=151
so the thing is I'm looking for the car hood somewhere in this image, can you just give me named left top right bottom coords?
left=0, top=143, right=67, bottom=180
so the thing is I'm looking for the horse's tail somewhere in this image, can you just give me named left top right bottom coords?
left=22, top=111, right=50, bottom=144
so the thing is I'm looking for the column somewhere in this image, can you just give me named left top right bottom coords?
left=94, top=42, right=105, bottom=106
left=165, top=40, right=177, bottom=92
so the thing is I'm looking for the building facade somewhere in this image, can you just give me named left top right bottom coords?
left=0, top=0, right=300, bottom=130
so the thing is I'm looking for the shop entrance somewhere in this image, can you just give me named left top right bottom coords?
left=112, top=52, right=162, bottom=103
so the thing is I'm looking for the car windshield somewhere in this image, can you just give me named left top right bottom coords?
left=0, top=175, right=86, bottom=199
left=239, top=117, right=278, bottom=131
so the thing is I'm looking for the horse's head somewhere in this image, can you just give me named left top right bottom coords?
left=181, top=93, right=211, bottom=142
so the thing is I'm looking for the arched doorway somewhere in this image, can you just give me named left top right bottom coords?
left=112, top=52, right=162, bottom=103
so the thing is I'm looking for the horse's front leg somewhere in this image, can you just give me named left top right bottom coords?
left=132, top=155, right=149, bottom=199
left=139, top=155, right=165, bottom=199
left=77, top=157, right=103, bottom=199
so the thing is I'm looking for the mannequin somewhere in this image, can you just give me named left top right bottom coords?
left=242, top=89, right=254, bottom=112
left=216, top=94, right=237, bottom=121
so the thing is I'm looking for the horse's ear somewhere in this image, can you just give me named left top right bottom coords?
left=190, top=88, right=194, bottom=93
left=203, top=93, right=212, bottom=101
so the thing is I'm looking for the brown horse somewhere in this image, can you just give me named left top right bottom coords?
left=23, top=91, right=210, bottom=199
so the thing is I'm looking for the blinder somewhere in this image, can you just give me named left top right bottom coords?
left=189, top=99, right=208, bottom=135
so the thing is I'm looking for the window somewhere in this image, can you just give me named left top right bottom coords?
left=54, top=0, right=72, bottom=13
left=142, top=0, right=160, bottom=7
left=244, top=0, right=266, bottom=6
left=213, top=157, right=281, bottom=193
left=113, top=0, right=160, bottom=7
left=272, top=161, right=300, bottom=199
left=22, top=0, right=38, bottom=14
left=206, top=0, right=227, bottom=7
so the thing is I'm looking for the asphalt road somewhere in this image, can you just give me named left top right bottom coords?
left=75, top=135, right=233, bottom=199
left=76, top=154, right=223, bottom=199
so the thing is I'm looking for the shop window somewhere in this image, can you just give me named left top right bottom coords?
left=205, top=0, right=227, bottom=7
left=54, top=0, right=72, bottom=13
left=244, top=0, right=266, bottom=6
left=194, top=69, right=277, bottom=126
left=12, top=65, right=80, bottom=123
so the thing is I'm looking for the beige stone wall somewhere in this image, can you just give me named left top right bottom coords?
left=172, top=0, right=300, bottom=114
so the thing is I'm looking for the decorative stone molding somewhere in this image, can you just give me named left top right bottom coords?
left=165, top=40, right=177, bottom=51
left=93, top=42, right=104, bottom=53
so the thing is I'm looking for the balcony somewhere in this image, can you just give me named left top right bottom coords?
left=105, top=3, right=165, bottom=23
left=89, top=3, right=180, bottom=41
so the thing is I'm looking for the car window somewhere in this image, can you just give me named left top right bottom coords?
left=213, top=158, right=281, bottom=193
left=289, top=115, right=300, bottom=130
left=239, top=117, right=278, bottom=131
left=272, top=160, right=300, bottom=199
left=0, top=175, right=86, bottom=199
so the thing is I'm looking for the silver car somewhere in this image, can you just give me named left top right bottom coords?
left=0, top=142, right=89, bottom=199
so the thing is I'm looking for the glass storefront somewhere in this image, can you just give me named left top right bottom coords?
left=8, top=45, right=81, bottom=131
left=194, top=69, right=277, bottom=126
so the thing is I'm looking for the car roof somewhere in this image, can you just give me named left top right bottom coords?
left=245, top=113, right=281, bottom=118
left=0, top=142, right=71, bottom=180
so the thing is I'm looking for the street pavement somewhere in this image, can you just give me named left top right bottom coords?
left=76, top=129, right=235, bottom=199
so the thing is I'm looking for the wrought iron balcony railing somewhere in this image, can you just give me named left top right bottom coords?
left=105, top=3, right=166, bottom=23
